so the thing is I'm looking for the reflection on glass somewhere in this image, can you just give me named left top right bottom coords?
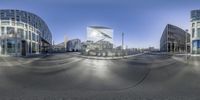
left=7, top=39, right=15, bottom=53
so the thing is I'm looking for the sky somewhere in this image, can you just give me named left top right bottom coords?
left=0, top=0, right=200, bottom=48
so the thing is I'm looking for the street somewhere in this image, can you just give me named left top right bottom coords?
left=0, top=53, right=200, bottom=100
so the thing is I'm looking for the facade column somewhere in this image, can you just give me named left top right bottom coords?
left=14, top=9, right=17, bottom=56
left=5, top=26, right=7, bottom=56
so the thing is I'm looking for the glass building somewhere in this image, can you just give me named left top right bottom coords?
left=160, top=24, right=190, bottom=53
left=191, top=10, right=200, bottom=54
left=0, top=9, right=52, bottom=56
left=67, top=39, right=81, bottom=52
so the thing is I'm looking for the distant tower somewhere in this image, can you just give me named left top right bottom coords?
left=64, top=35, right=68, bottom=51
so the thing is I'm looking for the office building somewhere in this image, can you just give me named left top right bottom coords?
left=0, top=9, right=52, bottom=56
left=160, top=24, right=190, bottom=53
left=86, top=26, right=113, bottom=50
left=87, top=26, right=113, bottom=43
left=67, top=39, right=81, bottom=52
left=191, top=9, right=200, bottom=54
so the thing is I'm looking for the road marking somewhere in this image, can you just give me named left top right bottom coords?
left=17, top=58, right=83, bottom=70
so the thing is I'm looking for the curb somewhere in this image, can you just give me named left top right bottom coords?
left=77, top=53, right=144, bottom=60
left=16, top=58, right=83, bottom=73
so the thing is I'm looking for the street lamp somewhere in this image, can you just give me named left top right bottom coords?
left=185, top=29, right=191, bottom=63
left=185, top=31, right=189, bottom=63
left=122, top=32, right=124, bottom=57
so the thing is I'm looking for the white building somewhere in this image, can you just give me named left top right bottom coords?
left=87, top=26, right=113, bottom=44
left=86, top=26, right=114, bottom=51
left=191, top=9, right=200, bottom=55
left=67, top=39, right=81, bottom=52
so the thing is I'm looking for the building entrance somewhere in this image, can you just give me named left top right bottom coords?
left=21, top=40, right=26, bottom=56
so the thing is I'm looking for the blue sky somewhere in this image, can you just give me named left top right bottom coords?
left=1, top=0, right=200, bottom=48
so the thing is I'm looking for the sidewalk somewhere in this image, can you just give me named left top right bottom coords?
left=77, top=53, right=144, bottom=60
left=172, top=54, right=200, bottom=67
left=0, top=54, right=47, bottom=67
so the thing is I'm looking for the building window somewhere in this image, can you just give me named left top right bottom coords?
left=192, top=28, right=195, bottom=38
left=29, top=31, right=31, bottom=40
left=198, top=28, right=200, bottom=38
left=1, top=20, right=10, bottom=25
left=0, top=12, right=5, bottom=17
left=17, top=28, right=24, bottom=39
left=25, top=24, right=28, bottom=29
left=37, top=35, right=39, bottom=42
left=197, top=22, right=200, bottom=26
left=32, top=42, right=36, bottom=53
left=11, top=18, right=15, bottom=21
left=7, top=39, right=16, bottom=53
left=32, top=33, right=36, bottom=41
left=192, top=23, right=195, bottom=27
left=16, top=22, right=24, bottom=27
left=16, top=15, right=20, bottom=21
left=1, top=27, right=5, bottom=35
left=25, top=31, right=28, bottom=40
left=7, top=27, right=15, bottom=34
left=29, top=42, right=31, bottom=53
left=11, top=21, right=15, bottom=26
left=192, top=40, right=200, bottom=54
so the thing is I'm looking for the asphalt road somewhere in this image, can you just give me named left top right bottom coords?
left=0, top=53, right=200, bottom=100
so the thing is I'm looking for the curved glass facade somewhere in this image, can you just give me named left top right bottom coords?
left=160, top=24, right=190, bottom=53
left=0, top=9, right=52, bottom=56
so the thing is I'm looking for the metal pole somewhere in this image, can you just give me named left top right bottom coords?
left=122, top=32, right=124, bottom=57
left=185, top=32, right=188, bottom=62
left=122, top=32, right=124, bottom=50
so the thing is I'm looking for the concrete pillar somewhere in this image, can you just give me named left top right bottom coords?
left=14, top=10, right=17, bottom=56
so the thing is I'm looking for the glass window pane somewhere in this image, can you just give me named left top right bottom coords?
left=197, top=28, right=200, bottom=37
left=7, top=27, right=15, bottom=34
left=25, top=31, right=28, bottom=39
left=1, top=27, right=5, bottom=35
left=1, top=20, right=10, bottom=25
left=32, top=33, right=36, bottom=41
left=198, top=40, right=200, bottom=48
left=29, top=41, right=31, bottom=53
left=7, top=39, right=15, bottom=53
left=32, top=42, right=36, bottom=53
left=197, top=22, right=200, bottom=26
left=192, top=23, right=195, bottom=27
left=17, top=28, right=24, bottom=39
left=192, top=28, right=195, bottom=38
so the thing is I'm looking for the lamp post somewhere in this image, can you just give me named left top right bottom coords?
left=185, top=32, right=188, bottom=63
left=122, top=32, right=124, bottom=57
